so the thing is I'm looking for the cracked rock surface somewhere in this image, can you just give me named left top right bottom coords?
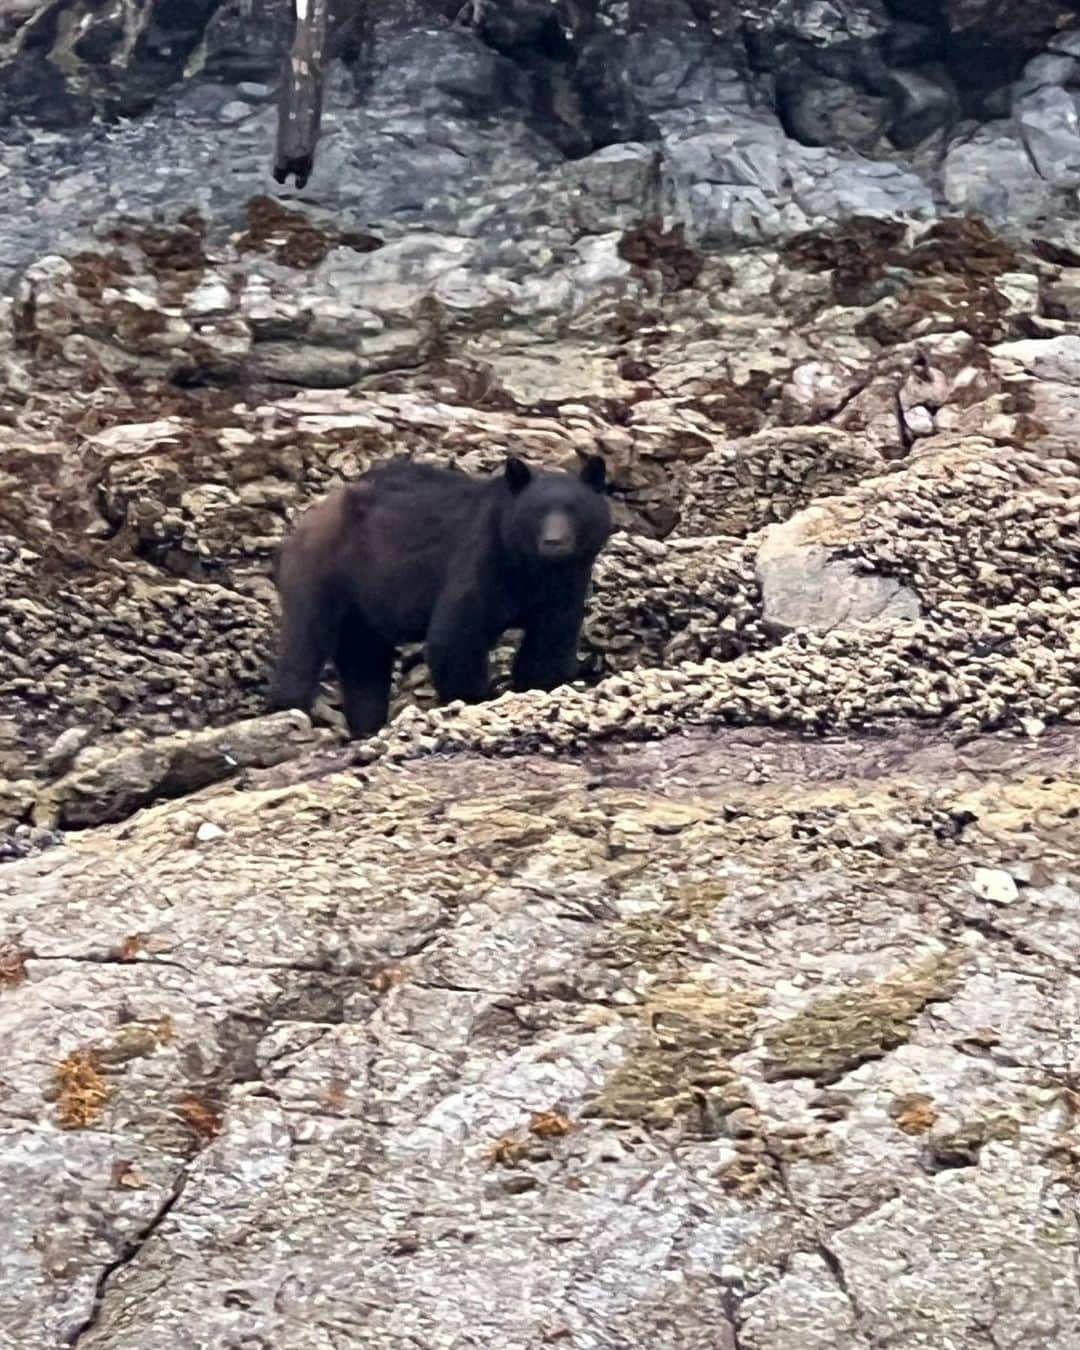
left=2, top=729, right=1079, bottom=1348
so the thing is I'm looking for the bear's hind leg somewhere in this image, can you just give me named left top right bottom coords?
left=269, top=598, right=339, bottom=717
left=335, top=613, right=395, bottom=738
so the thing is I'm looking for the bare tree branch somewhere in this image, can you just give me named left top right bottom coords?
left=274, top=0, right=331, bottom=190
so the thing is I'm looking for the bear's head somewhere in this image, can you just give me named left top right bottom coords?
left=500, top=455, right=612, bottom=566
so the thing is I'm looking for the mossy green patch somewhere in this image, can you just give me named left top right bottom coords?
left=590, top=985, right=762, bottom=1126
left=763, top=953, right=963, bottom=1085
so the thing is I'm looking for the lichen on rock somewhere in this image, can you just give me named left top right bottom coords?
left=761, top=954, right=964, bottom=1084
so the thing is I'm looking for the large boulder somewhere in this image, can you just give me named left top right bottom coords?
left=755, top=511, right=922, bottom=637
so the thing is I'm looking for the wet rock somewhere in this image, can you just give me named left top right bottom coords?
left=780, top=75, right=889, bottom=153
left=888, top=68, right=959, bottom=148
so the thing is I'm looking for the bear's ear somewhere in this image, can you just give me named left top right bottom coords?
left=580, top=454, right=607, bottom=493
left=505, top=456, right=532, bottom=495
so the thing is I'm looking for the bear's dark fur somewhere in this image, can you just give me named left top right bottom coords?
left=269, top=454, right=612, bottom=737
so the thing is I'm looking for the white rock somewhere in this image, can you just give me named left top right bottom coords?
left=184, top=277, right=233, bottom=318
left=1049, top=28, right=1080, bottom=59
left=903, top=405, right=935, bottom=438
left=971, top=867, right=1019, bottom=906
left=1011, top=54, right=1077, bottom=105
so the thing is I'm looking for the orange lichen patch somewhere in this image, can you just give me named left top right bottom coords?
left=372, top=964, right=410, bottom=994
left=529, top=1110, right=573, bottom=1139
left=177, top=1096, right=223, bottom=1144
left=485, top=1133, right=531, bottom=1167
left=0, top=945, right=27, bottom=988
left=110, top=1159, right=147, bottom=1189
left=486, top=1111, right=574, bottom=1165
left=55, top=1050, right=111, bottom=1129
left=891, top=1093, right=937, bottom=1135
left=113, top=933, right=143, bottom=961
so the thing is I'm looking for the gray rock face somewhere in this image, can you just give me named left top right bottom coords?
left=1016, top=85, right=1080, bottom=186
left=942, top=123, right=1051, bottom=220
left=755, top=523, right=922, bottom=636
left=3, top=1, right=1080, bottom=294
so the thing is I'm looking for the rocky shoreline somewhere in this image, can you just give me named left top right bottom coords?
left=1, top=3, right=1079, bottom=1346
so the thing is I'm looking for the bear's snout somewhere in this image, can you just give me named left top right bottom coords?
left=537, top=509, right=576, bottom=558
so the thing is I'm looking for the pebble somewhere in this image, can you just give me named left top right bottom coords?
left=220, top=101, right=252, bottom=122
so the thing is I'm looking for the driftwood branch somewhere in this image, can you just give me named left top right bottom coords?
left=274, top=0, right=331, bottom=189
left=453, top=0, right=485, bottom=24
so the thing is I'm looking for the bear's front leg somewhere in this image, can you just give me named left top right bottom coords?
left=425, top=591, right=493, bottom=705
left=512, top=581, right=588, bottom=693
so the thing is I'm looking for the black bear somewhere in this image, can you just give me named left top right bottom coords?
left=269, top=454, right=612, bottom=737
